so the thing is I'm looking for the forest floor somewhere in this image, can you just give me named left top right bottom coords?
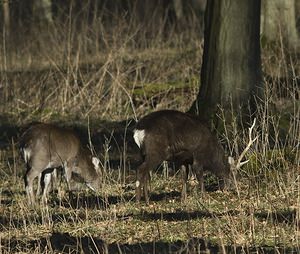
left=0, top=150, right=299, bottom=253
left=0, top=73, right=299, bottom=253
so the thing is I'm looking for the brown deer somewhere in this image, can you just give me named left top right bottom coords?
left=133, top=110, right=256, bottom=203
left=20, top=123, right=101, bottom=205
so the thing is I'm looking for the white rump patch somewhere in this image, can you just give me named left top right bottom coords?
left=23, top=148, right=31, bottom=163
left=92, top=157, right=100, bottom=170
left=135, top=180, right=140, bottom=188
left=133, top=129, right=145, bottom=148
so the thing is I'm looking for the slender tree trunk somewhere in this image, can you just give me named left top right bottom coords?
left=190, top=0, right=263, bottom=123
left=33, top=0, right=53, bottom=25
left=2, top=0, right=10, bottom=36
left=173, top=0, right=183, bottom=20
left=262, top=0, right=299, bottom=51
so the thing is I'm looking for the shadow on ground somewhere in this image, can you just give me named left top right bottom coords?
left=57, top=191, right=135, bottom=209
left=2, top=232, right=299, bottom=254
left=57, top=190, right=185, bottom=209
left=255, top=209, right=296, bottom=225
left=1, top=194, right=297, bottom=232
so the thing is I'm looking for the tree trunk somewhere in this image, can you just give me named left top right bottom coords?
left=190, top=0, right=263, bottom=124
left=2, top=0, right=10, bottom=36
left=173, top=0, right=184, bottom=20
left=262, top=0, right=299, bottom=51
left=33, top=0, right=53, bottom=25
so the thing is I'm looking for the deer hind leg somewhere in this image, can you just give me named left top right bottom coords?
left=24, top=168, right=41, bottom=205
left=136, top=162, right=150, bottom=203
left=38, top=167, right=58, bottom=203
left=136, top=155, right=162, bottom=204
left=51, top=168, right=58, bottom=191
left=27, top=156, right=53, bottom=205
left=41, top=172, right=52, bottom=204
left=143, top=170, right=151, bottom=204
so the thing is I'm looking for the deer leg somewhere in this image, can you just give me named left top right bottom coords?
left=24, top=168, right=40, bottom=205
left=136, top=162, right=149, bottom=203
left=143, top=171, right=151, bottom=204
left=52, top=168, right=64, bottom=203
left=41, top=172, right=52, bottom=204
left=193, top=161, right=205, bottom=193
left=63, top=162, right=72, bottom=191
left=36, top=173, right=42, bottom=196
left=51, top=168, right=58, bottom=191
left=181, top=165, right=188, bottom=202
left=136, top=157, right=160, bottom=204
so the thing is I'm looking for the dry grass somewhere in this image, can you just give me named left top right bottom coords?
left=0, top=5, right=299, bottom=254
left=0, top=7, right=201, bottom=124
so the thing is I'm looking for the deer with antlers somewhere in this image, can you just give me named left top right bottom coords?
left=133, top=110, right=257, bottom=203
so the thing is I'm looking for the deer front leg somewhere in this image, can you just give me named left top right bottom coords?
left=181, top=165, right=188, bottom=202
left=193, top=161, right=205, bottom=193
left=36, top=173, right=42, bottom=196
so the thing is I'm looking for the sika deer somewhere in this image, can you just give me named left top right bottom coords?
left=20, top=123, right=101, bottom=205
left=133, top=110, right=256, bottom=203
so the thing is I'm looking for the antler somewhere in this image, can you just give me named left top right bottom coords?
left=235, top=118, right=258, bottom=169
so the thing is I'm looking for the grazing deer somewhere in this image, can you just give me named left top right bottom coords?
left=133, top=110, right=256, bottom=203
left=20, top=123, right=101, bottom=205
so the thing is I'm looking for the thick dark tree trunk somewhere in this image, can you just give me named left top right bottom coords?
left=190, top=0, right=263, bottom=124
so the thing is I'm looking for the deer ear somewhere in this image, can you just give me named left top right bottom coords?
left=92, top=157, right=100, bottom=169
left=228, top=156, right=235, bottom=165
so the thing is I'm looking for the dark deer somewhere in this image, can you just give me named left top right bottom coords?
left=133, top=110, right=256, bottom=203
left=20, top=123, right=101, bottom=205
